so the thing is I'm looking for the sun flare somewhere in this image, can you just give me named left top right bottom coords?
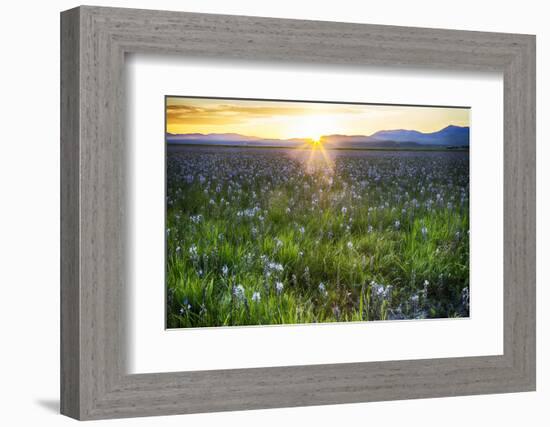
left=286, top=114, right=336, bottom=143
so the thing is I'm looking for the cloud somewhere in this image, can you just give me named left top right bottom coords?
left=166, top=101, right=314, bottom=125
left=165, top=98, right=375, bottom=127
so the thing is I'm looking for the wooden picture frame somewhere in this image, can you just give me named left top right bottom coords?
left=60, top=5, right=536, bottom=420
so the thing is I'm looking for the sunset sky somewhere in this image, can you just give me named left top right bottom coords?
left=166, top=97, right=470, bottom=141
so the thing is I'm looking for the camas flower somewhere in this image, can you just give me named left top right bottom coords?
left=180, top=298, right=192, bottom=314
left=266, top=261, right=284, bottom=273
left=233, top=284, right=245, bottom=301
left=370, top=281, right=392, bottom=300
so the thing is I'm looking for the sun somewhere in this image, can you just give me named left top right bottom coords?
left=302, top=123, right=325, bottom=144
left=285, top=114, right=335, bottom=143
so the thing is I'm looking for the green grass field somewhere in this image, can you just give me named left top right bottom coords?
left=166, top=146, right=469, bottom=328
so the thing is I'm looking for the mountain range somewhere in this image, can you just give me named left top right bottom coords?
left=166, top=125, right=469, bottom=149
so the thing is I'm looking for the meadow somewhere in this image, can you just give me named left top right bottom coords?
left=166, top=145, right=470, bottom=328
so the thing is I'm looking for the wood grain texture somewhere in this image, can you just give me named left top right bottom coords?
left=60, top=7, right=80, bottom=419
left=60, top=5, right=536, bottom=420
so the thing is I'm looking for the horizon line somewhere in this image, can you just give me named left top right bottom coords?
left=166, top=124, right=470, bottom=140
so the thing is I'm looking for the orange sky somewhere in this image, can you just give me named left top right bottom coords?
left=166, top=97, right=470, bottom=140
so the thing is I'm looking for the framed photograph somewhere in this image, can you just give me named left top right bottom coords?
left=164, top=96, right=472, bottom=328
left=61, top=6, right=536, bottom=420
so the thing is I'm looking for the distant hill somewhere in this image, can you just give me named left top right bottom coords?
left=369, top=125, right=469, bottom=146
left=321, top=125, right=469, bottom=148
left=166, top=133, right=309, bottom=147
left=166, top=125, right=469, bottom=149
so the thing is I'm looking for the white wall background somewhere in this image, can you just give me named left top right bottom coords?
left=0, top=0, right=547, bottom=425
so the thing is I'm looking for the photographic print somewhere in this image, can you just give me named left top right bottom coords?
left=165, top=96, right=470, bottom=328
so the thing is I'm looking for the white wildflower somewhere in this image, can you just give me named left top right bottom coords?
left=190, top=214, right=203, bottom=224
left=233, top=284, right=245, bottom=301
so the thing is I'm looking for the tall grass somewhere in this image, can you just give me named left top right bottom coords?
left=166, top=148, right=469, bottom=328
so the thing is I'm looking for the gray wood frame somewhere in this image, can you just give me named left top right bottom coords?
left=60, top=5, right=536, bottom=420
